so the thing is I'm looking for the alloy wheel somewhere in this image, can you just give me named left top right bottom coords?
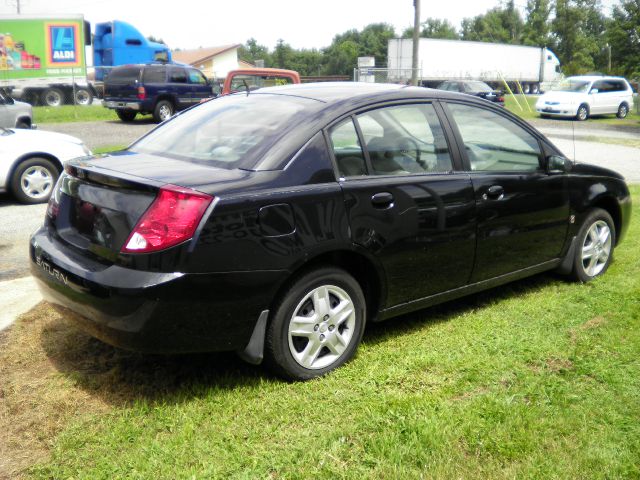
left=287, top=284, right=356, bottom=370
left=580, top=220, right=612, bottom=277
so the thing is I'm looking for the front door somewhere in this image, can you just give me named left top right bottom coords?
left=443, top=102, right=570, bottom=282
left=328, top=102, right=477, bottom=307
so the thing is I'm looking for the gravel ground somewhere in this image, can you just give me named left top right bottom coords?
left=39, top=119, right=156, bottom=150
left=0, top=195, right=46, bottom=281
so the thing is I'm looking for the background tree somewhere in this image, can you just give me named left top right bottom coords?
left=522, top=0, right=553, bottom=46
left=461, top=2, right=524, bottom=44
left=238, top=38, right=271, bottom=66
left=606, top=0, right=640, bottom=78
left=402, top=18, right=460, bottom=39
left=552, top=0, right=604, bottom=74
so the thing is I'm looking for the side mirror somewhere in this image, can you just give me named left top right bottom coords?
left=589, top=88, right=599, bottom=94
left=545, top=155, right=571, bottom=174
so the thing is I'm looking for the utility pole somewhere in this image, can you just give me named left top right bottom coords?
left=411, top=0, right=420, bottom=86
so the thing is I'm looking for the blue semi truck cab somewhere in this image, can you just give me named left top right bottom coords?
left=94, top=21, right=171, bottom=81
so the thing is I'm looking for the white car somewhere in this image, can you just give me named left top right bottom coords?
left=536, top=75, right=634, bottom=121
left=0, top=128, right=91, bottom=204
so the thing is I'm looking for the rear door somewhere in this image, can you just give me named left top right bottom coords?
left=329, top=102, right=476, bottom=307
left=442, top=101, right=569, bottom=282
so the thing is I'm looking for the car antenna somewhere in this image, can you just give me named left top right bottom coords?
left=572, top=119, right=576, bottom=164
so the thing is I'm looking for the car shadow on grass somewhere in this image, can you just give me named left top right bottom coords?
left=37, top=271, right=558, bottom=406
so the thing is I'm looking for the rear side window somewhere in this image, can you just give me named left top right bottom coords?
left=107, top=66, right=141, bottom=83
left=329, top=119, right=366, bottom=177
left=168, top=68, right=188, bottom=83
left=142, top=66, right=166, bottom=83
left=448, top=103, right=541, bottom=172
left=356, top=104, right=452, bottom=175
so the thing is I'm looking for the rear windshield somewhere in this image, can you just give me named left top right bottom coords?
left=107, top=66, right=141, bottom=83
left=129, top=93, right=321, bottom=170
left=464, top=81, right=492, bottom=92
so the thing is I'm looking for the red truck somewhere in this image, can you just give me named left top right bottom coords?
left=221, top=68, right=300, bottom=95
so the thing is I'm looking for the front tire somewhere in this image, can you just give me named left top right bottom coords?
left=576, top=104, right=589, bottom=121
left=10, top=157, right=59, bottom=204
left=264, top=267, right=366, bottom=381
left=616, top=103, right=629, bottom=119
left=570, top=208, right=615, bottom=282
left=153, top=100, right=174, bottom=123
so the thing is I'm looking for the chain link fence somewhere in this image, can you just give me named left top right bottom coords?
left=353, top=67, right=420, bottom=85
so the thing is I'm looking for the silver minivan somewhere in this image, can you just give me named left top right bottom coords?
left=536, top=75, right=635, bottom=121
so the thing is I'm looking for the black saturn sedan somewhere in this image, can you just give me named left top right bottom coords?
left=30, top=83, right=631, bottom=380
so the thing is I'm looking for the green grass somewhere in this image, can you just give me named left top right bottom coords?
left=0, top=186, right=633, bottom=478
left=33, top=105, right=116, bottom=123
left=92, top=145, right=127, bottom=154
left=506, top=94, right=640, bottom=126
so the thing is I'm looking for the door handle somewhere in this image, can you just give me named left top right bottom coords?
left=371, top=192, right=394, bottom=208
left=482, top=185, right=504, bottom=201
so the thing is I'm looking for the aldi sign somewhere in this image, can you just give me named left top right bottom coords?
left=46, top=23, right=80, bottom=66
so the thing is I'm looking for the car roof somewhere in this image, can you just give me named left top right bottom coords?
left=238, top=82, right=472, bottom=107
left=566, top=75, right=628, bottom=82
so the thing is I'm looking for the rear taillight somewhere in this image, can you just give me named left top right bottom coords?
left=121, top=185, right=213, bottom=254
left=137, top=86, right=146, bottom=100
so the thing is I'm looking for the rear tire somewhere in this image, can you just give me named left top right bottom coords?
left=264, top=267, right=366, bottom=381
left=116, top=109, right=137, bottom=122
left=10, top=157, right=59, bottom=204
left=616, top=103, right=629, bottom=119
left=531, top=83, right=540, bottom=94
left=42, top=88, right=64, bottom=107
left=153, top=100, right=174, bottom=123
left=576, top=104, right=589, bottom=121
left=569, top=208, right=615, bottom=282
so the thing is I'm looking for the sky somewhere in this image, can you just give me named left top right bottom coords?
left=0, top=0, right=621, bottom=51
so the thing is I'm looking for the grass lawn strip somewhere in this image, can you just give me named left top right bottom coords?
left=0, top=187, right=638, bottom=479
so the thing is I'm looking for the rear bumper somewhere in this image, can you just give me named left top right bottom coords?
left=104, top=100, right=142, bottom=111
left=30, top=227, right=286, bottom=354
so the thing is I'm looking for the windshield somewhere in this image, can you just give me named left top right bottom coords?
left=229, top=74, right=295, bottom=93
left=464, top=81, right=492, bottom=92
left=553, top=79, right=591, bottom=93
left=130, top=93, right=319, bottom=169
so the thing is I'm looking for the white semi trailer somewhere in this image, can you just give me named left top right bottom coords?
left=387, top=38, right=563, bottom=93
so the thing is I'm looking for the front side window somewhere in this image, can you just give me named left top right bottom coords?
left=448, top=103, right=541, bottom=172
left=188, top=70, right=207, bottom=85
left=356, top=103, right=452, bottom=175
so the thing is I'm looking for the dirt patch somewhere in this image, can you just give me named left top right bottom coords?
left=0, top=303, right=112, bottom=478
left=569, top=316, right=607, bottom=343
left=544, top=357, right=575, bottom=373
left=0, top=302, right=261, bottom=478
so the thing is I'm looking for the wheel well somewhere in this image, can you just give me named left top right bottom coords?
left=8, top=153, right=63, bottom=190
left=154, top=95, right=175, bottom=108
left=592, top=196, right=622, bottom=245
left=273, top=250, right=385, bottom=322
left=15, top=116, right=31, bottom=127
